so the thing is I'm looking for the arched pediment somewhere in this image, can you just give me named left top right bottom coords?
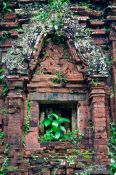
left=27, top=32, right=85, bottom=91
left=29, top=32, right=85, bottom=75
left=2, top=15, right=109, bottom=78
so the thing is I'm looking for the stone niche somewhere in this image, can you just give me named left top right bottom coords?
left=25, top=33, right=88, bottom=150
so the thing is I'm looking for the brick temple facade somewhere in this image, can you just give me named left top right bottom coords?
left=0, top=0, right=116, bottom=174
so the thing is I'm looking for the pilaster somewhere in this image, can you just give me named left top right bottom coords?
left=7, top=91, right=24, bottom=165
left=89, top=80, right=109, bottom=164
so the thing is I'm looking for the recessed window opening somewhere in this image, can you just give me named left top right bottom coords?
left=39, top=102, right=77, bottom=137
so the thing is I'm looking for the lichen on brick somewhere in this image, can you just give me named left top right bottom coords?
left=2, top=4, right=109, bottom=77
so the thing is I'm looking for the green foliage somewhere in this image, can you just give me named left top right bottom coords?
left=0, top=108, right=8, bottom=116
left=41, top=113, right=70, bottom=141
left=2, top=84, right=9, bottom=96
left=31, top=10, right=49, bottom=22
left=1, top=0, right=11, bottom=13
left=31, top=0, right=69, bottom=31
left=65, top=155, right=76, bottom=166
left=0, top=131, right=4, bottom=146
left=49, top=0, right=69, bottom=10
left=0, top=67, right=9, bottom=96
left=75, top=165, right=95, bottom=175
left=0, top=68, right=4, bottom=83
left=0, top=31, right=10, bottom=41
left=110, top=87, right=115, bottom=99
left=0, top=143, right=9, bottom=175
left=25, top=100, right=31, bottom=133
left=108, top=122, right=116, bottom=175
left=91, top=79, right=102, bottom=87
left=31, top=155, right=39, bottom=160
left=51, top=72, right=67, bottom=85
left=0, top=132, right=4, bottom=139
left=4, top=144, right=9, bottom=155
left=62, top=129, right=83, bottom=145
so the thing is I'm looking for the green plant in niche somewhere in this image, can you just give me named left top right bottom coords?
left=25, top=100, right=31, bottom=134
left=61, top=129, right=83, bottom=145
left=51, top=72, right=67, bottom=86
left=41, top=113, right=70, bottom=141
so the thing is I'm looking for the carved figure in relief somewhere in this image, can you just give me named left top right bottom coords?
left=38, top=41, right=79, bottom=75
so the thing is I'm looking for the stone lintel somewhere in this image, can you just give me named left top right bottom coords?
left=28, top=92, right=86, bottom=101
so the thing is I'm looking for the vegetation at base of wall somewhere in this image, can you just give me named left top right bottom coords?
left=75, top=165, right=97, bottom=175
left=0, top=140, right=18, bottom=174
left=108, top=122, right=116, bottom=175
left=25, top=100, right=31, bottom=134
left=37, top=111, right=98, bottom=174
left=0, top=143, right=9, bottom=175
left=35, top=113, right=97, bottom=174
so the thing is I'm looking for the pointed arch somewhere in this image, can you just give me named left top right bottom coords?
left=28, top=30, right=86, bottom=75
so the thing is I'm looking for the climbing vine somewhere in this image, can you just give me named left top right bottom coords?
left=108, top=122, right=116, bottom=175
left=25, top=100, right=31, bottom=133
left=0, top=67, right=9, bottom=97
